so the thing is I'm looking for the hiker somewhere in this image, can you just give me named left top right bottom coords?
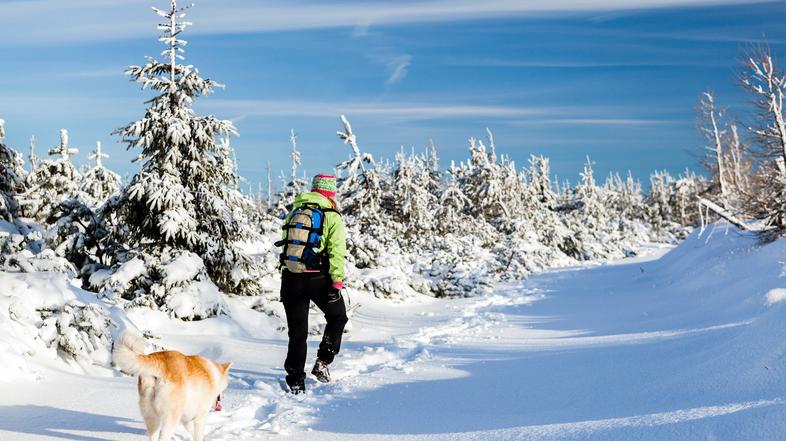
left=276, top=174, right=348, bottom=394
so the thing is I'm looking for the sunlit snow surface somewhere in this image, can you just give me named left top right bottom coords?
left=2, top=227, right=786, bottom=440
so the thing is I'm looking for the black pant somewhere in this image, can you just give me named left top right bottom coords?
left=281, top=271, right=348, bottom=382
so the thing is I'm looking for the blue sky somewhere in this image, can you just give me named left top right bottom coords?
left=0, top=0, right=784, bottom=191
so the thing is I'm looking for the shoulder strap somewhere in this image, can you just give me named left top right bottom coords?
left=302, top=202, right=342, bottom=216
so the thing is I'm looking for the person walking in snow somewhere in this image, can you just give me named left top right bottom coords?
left=276, top=174, right=348, bottom=394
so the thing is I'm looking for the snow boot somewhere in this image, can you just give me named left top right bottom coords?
left=311, top=359, right=331, bottom=383
left=286, top=375, right=306, bottom=395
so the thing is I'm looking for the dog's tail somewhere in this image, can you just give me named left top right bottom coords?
left=112, top=332, right=159, bottom=377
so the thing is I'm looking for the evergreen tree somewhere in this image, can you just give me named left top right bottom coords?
left=391, top=148, right=439, bottom=242
left=0, top=119, right=28, bottom=221
left=81, top=141, right=121, bottom=208
left=22, top=129, right=81, bottom=223
left=336, top=114, right=383, bottom=221
left=102, top=0, right=259, bottom=307
left=454, top=134, right=522, bottom=220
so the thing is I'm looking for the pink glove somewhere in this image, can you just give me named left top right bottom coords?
left=332, top=281, right=344, bottom=290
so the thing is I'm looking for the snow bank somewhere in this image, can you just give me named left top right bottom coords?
left=0, top=272, right=132, bottom=381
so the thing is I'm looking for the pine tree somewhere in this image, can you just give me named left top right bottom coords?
left=81, top=141, right=121, bottom=208
left=454, top=133, right=521, bottom=220
left=0, top=119, right=28, bottom=221
left=336, top=114, right=384, bottom=221
left=391, top=148, right=439, bottom=242
left=22, top=129, right=81, bottom=223
left=102, top=0, right=259, bottom=310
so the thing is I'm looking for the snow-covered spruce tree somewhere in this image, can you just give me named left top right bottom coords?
left=0, top=119, right=28, bottom=221
left=390, top=148, right=440, bottom=244
left=436, top=161, right=472, bottom=234
left=527, top=155, right=556, bottom=208
left=647, top=169, right=706, bottom=230
left=556, top=157, right=608, bottom=260
left=0, top=123, right=76, bottom=276
left=335, top=115, right=393, bottom=269
left=46, top=144, right=115, bottom=283
left=21, top=129, right=81, bottom=224
left=336, top=115, right=384, bottom=220
left=97, top=1, right=259, bottom=318
left=80, top=141, right=121, bottom=208
left=520, top=155, right=580, bottom=259
left=454, top=133, right=523, bottom=220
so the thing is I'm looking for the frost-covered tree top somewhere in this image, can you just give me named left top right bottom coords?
left=90, top=141, right=109, bottom=169
left=28, top=135, right=39, bottom=174
left=48, top=129, right=78, bottom=160
left=81, top=141, right=120, bottom=208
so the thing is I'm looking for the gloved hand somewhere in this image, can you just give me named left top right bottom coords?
left=327, top=281, right=343, bottom=303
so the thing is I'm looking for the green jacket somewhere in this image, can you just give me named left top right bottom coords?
left=282, top=192, right=346, bottom=283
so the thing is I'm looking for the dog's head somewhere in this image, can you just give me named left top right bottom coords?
left=216, top=361, right=232, bottom=391
left=213, top=361, right=232, bottom=412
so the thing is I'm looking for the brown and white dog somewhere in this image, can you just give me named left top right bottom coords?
left=113, top=332, right=231, bottom=441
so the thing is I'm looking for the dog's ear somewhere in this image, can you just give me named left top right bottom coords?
left=220, top=362, right=232, bottom=374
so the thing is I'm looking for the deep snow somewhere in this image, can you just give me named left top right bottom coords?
left=2, top=226, right=786, bottom=440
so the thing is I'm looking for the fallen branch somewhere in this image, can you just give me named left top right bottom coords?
left=697, top=197, right=755, bottom=232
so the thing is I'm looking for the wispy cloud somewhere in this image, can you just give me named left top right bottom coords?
left=203, top=98, right=553, bottom=121
left=513, top=118, right=680, bottom=126
left=385, top=54, right=412, bottom=85
left=0, top=0, right=769, bottom=45
left=200, top=98, right=672, bottom=127
left=442, top=57, right=726, bottom=69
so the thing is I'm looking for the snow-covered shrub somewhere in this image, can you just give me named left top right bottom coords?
left=0, top=272, right=120, bottom=379
left=38, top=302, right=112, bottom=364
left=89, top=249, right=226, bottom=320
left=0, top=219, right=75, bottom=275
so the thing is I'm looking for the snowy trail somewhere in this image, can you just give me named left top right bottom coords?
left=3, top=231, right=786, bottom=440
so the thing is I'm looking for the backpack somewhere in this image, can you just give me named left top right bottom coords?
left=275, top=204, right=339, bottom=273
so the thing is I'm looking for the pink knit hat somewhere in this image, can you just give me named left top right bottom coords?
left=312, top=174, right=337, bottom=198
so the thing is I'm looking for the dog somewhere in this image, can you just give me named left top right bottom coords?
left=113, top=332, right=231, bottom=441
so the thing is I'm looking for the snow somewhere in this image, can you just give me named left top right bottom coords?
left=0, top=271, right=129, bottom=382
left=2, top=227, right=786, bottom=440
left=161, top=252, right=204, bottom=286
